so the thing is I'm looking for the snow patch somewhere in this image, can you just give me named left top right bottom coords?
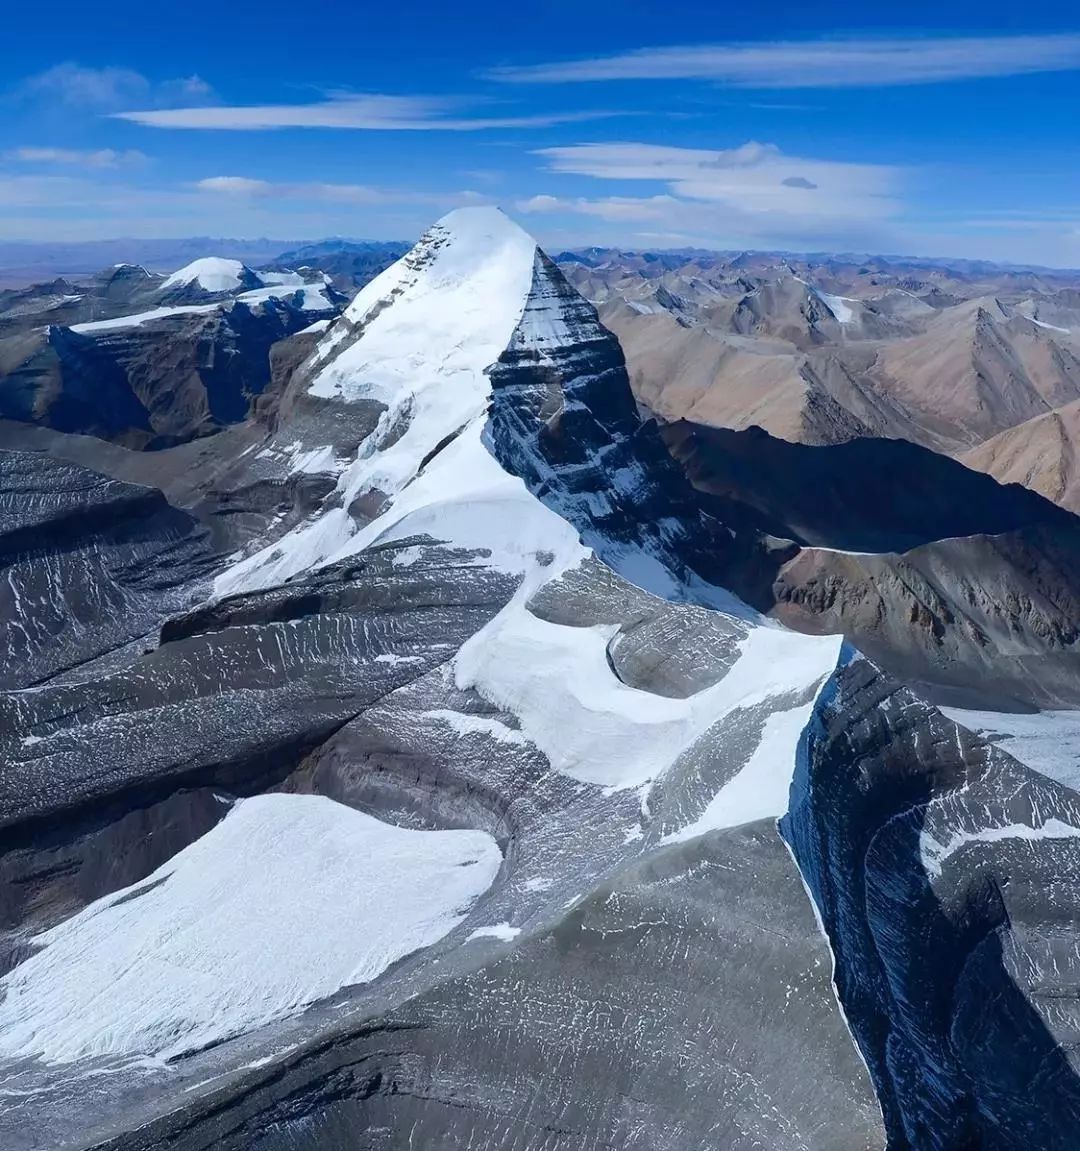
left=1027, top=314, right=1071, bottom=334
left=456, top=599, right=841, bottom=792
left=921, top=817, right=1080, bottom=879
left=941, top=707, right=1080, bottom=790
left=216, top=508, right=354, bottom=598
left=467, top=922, right=520, bottom=942
left=426, top=708, right=529, bottom=745
left=794, top=275, right=856, bottom=324
left=298, top=317, right=332, bottom=335
left=330, top=419, right=588, bottom=577
left=666, top=691, right=829, bottom=843
left=285, top=443, right=338, bottom=475
left=71, top=304, right=219, bottom=333
left=235, top=284, right=334, bottom=312
left=815, top=290, right=855, bottom=324
left=0, top=794, right=501, bottom=1065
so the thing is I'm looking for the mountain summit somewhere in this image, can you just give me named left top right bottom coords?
left=2, top=208, right=1080, bottom=1150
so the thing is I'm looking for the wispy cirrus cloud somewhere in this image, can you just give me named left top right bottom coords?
left=533, top=141, right=901, bottom=221
left=491, top=33, right=1080, bottom=88
left=15, top=63, right=214, bottom=112
left=0, top=171, right=485, bottom=240
left=8, top=146, right=147, bottom=168
left=195, top=175, right=490, bottom=206
left=116, top=92, right=612, bottom=131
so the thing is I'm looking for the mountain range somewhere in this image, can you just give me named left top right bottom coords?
left=1, top=208, right=1080, bottom=1150
left=564, top=248, right=1080, bottom=513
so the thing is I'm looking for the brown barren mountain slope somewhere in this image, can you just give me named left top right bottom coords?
left=960, top=399, right=1080, bottom=513
left=868, top=300, right=1080, bottom=448
left=568, top=256, right=1080, bottom=489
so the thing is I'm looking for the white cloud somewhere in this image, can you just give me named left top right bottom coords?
left=517, top=194, right=679, bottom=222
left=517, top=140, right=914, bottom=256
left=115, top=92, right=610, bottom=131
left=195, top=175, right=490, bottom=207
left=196, top=176, right=272, bottom=195
left=492, top=33, right=1080, bottom=88
left=15, top=63, right=215, bottom=112
left=0, top=173, right=488, bottom=240
left=9, top=146, right=147, bottom=168
left=534, top=141, right=900, bottom=222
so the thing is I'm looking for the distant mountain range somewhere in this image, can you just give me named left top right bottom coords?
left=557, top=245, right=1080, bottom=278
left=5, top=234, right=1079, bottom=290
left=0, top=237, right=410, bottom=289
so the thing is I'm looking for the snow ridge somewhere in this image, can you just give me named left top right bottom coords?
left=215, top=208, right=539, bottom=596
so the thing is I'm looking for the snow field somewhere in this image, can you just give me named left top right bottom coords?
left=0, top=794, right=501, bottom=1065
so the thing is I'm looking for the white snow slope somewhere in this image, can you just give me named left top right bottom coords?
left=160, top=257, right=251, bottom=293
left=793, top=275, right=856, bottom=324
left=215, top=207, right=538, bottom=596
left=0, top=794, right=501, bottom=1065
left=71, top=304, right=220, bottom=334
left=455, top=592, right=840, bottom=792
left=942, top=707, right=1080, bottom=790
left=816, top=290, right=855, bottom=324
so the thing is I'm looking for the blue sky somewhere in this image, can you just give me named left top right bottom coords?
left=2, top=1, right=1079, bottom=264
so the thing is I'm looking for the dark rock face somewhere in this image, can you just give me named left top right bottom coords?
left=0, top=537, right=515, bottom=833
left=773, top=526, right=1080, bottom=709
left=0, top=300, right=339, bottom=448
left=782, top=656, right=1080, bottom=1148
left=0, top=326, right=153, bottom=444
left=0, top=449, right=215, bottom=688
left=650, top=418, right=1080, bottom=709
left=485, top=252, right=747, bottom=598
left=0, top=256, right=347, bottom=448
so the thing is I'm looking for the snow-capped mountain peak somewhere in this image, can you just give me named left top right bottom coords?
left=215, top=207, right=542, bottom=594
left=160, top=256, right=255, bottom=294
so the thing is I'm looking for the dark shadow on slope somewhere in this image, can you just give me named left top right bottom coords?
left=662, top=421, right=1078, bottom=554
left=781, top=657, right=1080, bottom=1149
left=0, top=326, right=152, bottom=445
